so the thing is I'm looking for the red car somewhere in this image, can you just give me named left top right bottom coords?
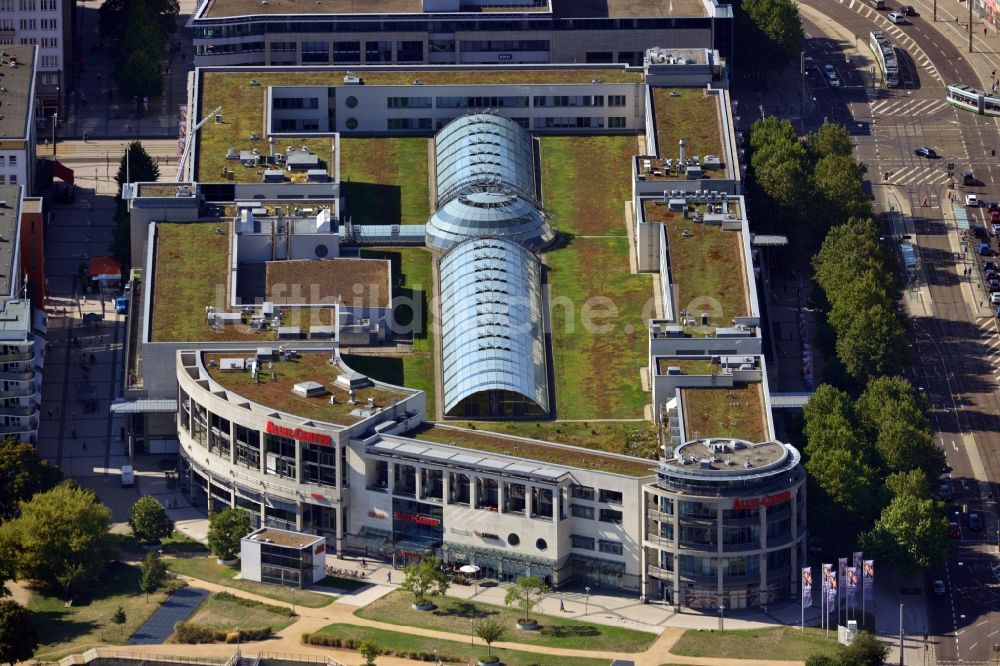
left=949, top=522, right=961, bottom=539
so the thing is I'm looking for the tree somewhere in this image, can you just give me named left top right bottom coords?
left=117, top=50, right=164, bottom=100
left=834, top=302, right=911, bottom=384
left=807, top=122, right=855, bottom=159
left=206, top=508, right=251, bottom=562
left=129, top=496, right=174, bottom=544
left=0, top=437, right=62, bottom=520
left=114, top=141, right=160, bottom=200
left=399, top=555, right=449, bottom=607
left=813, top=154, right=872, bottom=222
left=0, top=600, right=37, bottom=666
left=842, top=630, right=890, bottom=666
left=100, top=0, right=179, bottom=39
left=475, top=617, right=507, bottom=662
left=111, top=605, right=127, bottom=639
left=742, top=0, right=804, bottom=62
left=139, top=551, right=166, bottom=601
left=357, top=638, right=379, bottom=666
left=862, top=492, right=948, bottom=575
left=109, top=205, right=132, bottom=268
left=0, top=482, right=115, bottom=598
left=504, top=575, right=548, bottom=624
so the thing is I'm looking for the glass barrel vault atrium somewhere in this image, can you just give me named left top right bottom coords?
left=439, top=237, right=549, bottom=418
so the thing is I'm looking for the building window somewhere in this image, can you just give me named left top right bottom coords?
left=40, top=37, right=57, bottom=48
left=599, top=509, right=622, bottom=524
left=365, top=40, right=392, bottom=63
left=608, top=117, right=626, bottom=128
left=301, top=41, right=329, bottom=64
left=585, top=51, right=613, bottom=63
left=608, top=95, right=627, bottom=107
left=570, top=504, right=593, bottom=519
left=332, top=41, right=360, bottom=64
left=658, top=496, right=674, bottom=515
left=19, top=18, right=35, bottom=30
left=598, top=540, right=623, bottom=556
left=396, top=40, right=423, bottom=63
left=344, top=96, right=358, bottom=109
left=535, top=538, right=547, bottom=551
left=39, top=55, right=57, bottom=69
left=387, top=96, right=432, bottom=109
left=570, top=485, right=594, bottom=501
left=598, top=489, right=623, bottom=504
left=234, top=425, right=260, bottom=470
left=570, top=535, right=595, bottom=550
left=301, top=443, right=337, bottom=487
left=264, top=433, right=296, bottom=479
left=8, top=156, right=15, bottom=167
left=507, top=533, right=520, bottom=546
left=659, top=523, right=674, bottom=540
left=345, top=117, right=358, bottom=130
left=387, top=117, right=432, bottom=131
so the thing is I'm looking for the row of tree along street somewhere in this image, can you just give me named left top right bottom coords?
left=99, top=0, right=179, bottom=105
left=748, top=117, right=946, bottom=579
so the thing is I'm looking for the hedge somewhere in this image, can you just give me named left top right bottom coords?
left=301, top=632, right=462, bottom=662
left=174, top=622, right=272, bottom=644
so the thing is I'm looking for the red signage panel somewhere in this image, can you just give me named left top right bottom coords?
left=731, top=490, right=792, bottom=511
left=266, top=420, right=333, bottom=446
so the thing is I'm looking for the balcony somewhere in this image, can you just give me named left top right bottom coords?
left=648, top=508, right=674, bottom=522
left=647, top=564, right=674, bottom=579
left=0, top=351, right=33, bottom=363
left=645, top=534, right=674, bottom=548
left=0, top=404, right=37, bottom=418
left=677, top=540, right=719, bottom=554
left=0, top=369, right=34, bottom=382
left=722, top=541, right=761, bottom=553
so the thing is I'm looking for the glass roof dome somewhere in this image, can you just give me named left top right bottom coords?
left=425, top=190, right=555, bottom=252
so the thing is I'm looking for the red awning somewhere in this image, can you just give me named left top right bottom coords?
left=52, top=160, right=74, bottom=185
left=89, top=256, right=122, bottom=280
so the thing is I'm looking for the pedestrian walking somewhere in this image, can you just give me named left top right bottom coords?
left=361, top=558, right=367, bottom=569
left=387, top=571, right=392, bottom=584
left=559, top=599, right=565, bottom=612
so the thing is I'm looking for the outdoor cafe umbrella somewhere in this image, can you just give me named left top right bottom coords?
left=460, top=564, right=481, bottom=594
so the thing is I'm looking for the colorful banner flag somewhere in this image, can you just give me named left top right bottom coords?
left=823, top=562, right=837, bottom=606
left=863, top=559, right=875, bottom=602
left=853, top=551, right=863, bottom=571
left=802, top=567, right=813, bottom=608
left=838, top=557, right=848, bottom=596
left=847, top=566, right=859, bottom=609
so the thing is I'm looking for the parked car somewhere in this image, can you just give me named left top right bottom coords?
left=933, top=580, right=946, bottom=596
left=966, top=193, right=980, bottom=207
left=949, top=522, right=962, bottom=539
left=990, top=279, right=1000, bottom=291
left=990, top=292, right=1000, bottom=305
left=976, top=225, right=988, bottom=239
left=939, top=483, right=953, bottom=500
left=914, top=146, right=937, bottom=158
left=991, top=221, right=1000, bottom=236
left=979, top=242, right=993, bottom=256
left=985, top=260, right=997, bottom=270
left=824, top=64, right=841, bottom=88
left=888, top=11, right=907, bottom=23
left=870, top=0, right=887, bottom=7
left=969, top=512, right=983, bottom=530
left=989, top=201, right=1000, bottom=213
left=899, top=4, right=917, bottom=15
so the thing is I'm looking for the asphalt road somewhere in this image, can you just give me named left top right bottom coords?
left=799, top=0, right=1000, bottom=662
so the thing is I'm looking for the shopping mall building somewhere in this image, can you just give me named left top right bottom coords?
left=119, top=50, right=806, bottom=607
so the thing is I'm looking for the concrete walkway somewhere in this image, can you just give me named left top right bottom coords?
left=152, top=567, right=806, bottom=666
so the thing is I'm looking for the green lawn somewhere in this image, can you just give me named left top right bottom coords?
left=670, top=627, right=841, bottom=661
left=540, top=136, right=636, bottom=236
left=413, top=424, right=655, bottom=477
left=187, top=592, right=296, bottom=633
left=117, top=530, right=209, bottom=555
left=539, top=136, right=650, bottom=421
left=28, top=562, right=175, bottom=660
left=546, top=236, right=652, bottom=420
left=309, top=623, right=615, bottom=666
left=150, top=221, right=263, bottom=343
left=356, top=590, right=655, bottom=653
left=651, top=87, right=723, bottom=162
left=164, top=556, right=334, bottom=608
left=448, top=420, right=660, bottom=460
left=343, top=246, right=437, bottom=416
left=340, top=138, right=430, bottom=225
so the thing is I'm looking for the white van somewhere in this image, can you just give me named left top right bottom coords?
left=121, top=465, right=135, bottom=487
left=887, top=12, right=907, bottom=23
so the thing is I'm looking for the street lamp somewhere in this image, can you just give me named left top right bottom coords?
left=51, top=112, right=58, bottom=159
left=584, top=586, right=591, bottom=616
left=470, top=617, right=475, bottom=645
left=719, top=599, right=725, bottom=631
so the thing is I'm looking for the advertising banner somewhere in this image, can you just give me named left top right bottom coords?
left=802, top=566, right=813, bottom=608
left=863, top=559, right=875, bottom=602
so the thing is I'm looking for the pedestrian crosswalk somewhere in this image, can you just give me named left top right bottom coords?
left=885, top=165, right=952, bottom=187
left=869, top=98, right=951, bottom=117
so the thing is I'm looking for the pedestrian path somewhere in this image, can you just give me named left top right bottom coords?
left=128, top=587, right=208, bottom=645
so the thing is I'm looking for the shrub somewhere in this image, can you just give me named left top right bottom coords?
left=214, top=591, right=293, bottom=616
left=174, top=622, right=271, bottom=644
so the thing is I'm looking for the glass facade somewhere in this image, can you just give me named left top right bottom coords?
left=439, top=238, right=549, bottom=418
